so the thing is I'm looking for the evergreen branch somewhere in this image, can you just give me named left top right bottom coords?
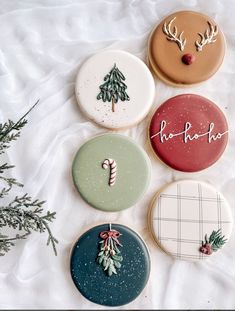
left=0, top=163, right=15, bottom=173
left=0, top=176, right=23, bottom=187
left=42, top=219, right=58, bottom=256
left=0, top=100, right=39, bottom=142
left=0, top=120, right=27, bottom=154
left=0, top=100, right=58, bottom=256
left=0, top=194, right=58, bottom=256
left=0, top=100, right=39, bottom=154
left=0, top=232, right=29, bottom=256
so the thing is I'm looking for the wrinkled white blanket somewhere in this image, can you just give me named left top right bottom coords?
left=0, top=0, right=235, bottom=309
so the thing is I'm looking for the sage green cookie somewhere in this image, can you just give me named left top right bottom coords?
left=72, top=134, right=151, bottom=212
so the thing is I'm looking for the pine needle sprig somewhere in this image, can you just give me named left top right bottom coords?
left=0, top=173, right=23, bottom=199
left=209, top=229, right=227, bottom=251
left=0, top=232, right=29, bottom=256
left=0, top=101, right=58, bottom=256
left=200, top=228, right=227, bottom=255
left=0, top=100, right=39, bottom=154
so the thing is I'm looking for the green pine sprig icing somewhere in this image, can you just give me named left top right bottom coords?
left=97, top=229, right=123, bottom=276
left=97, top=63, right=130, bottom=112
left=206, top=229, right=227, bottom=251
left=0, top=101, right=58, bottom=256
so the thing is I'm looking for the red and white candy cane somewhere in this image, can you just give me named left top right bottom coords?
left=102, top=158, right=117, bottom=186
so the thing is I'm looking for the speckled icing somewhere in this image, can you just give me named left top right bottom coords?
left=149, top=94, right=228, bottom=172
left=72, top=134, right=151, bottom=211
left=75, top=50, right=155, bottom=129
left=150, top=180, right=233, bottom=261
left=70, top=223, right=150, bottom=306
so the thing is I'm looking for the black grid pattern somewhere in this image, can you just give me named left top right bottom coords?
left=152, top=182, right=232, bottom=260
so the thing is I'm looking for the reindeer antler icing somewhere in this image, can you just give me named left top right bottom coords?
left=195, top=21, right=218, bottom=52
left=162, top=17, right=186, bottom=51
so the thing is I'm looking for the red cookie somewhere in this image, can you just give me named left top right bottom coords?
left=149, top=94, right=228, bottom=172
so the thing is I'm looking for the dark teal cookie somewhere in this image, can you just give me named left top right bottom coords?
left=70, top=223, right=150, bottom=307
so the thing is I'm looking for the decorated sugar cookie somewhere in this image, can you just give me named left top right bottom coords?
left=75, top=50, right=155, bottom=129
left=72, top=134, right=151, bottom=211
left=149, top=180, right=233, bottom=261
left=148, top=11, right=226, bottom=86
left=149, top=94, right=228, bottom=172
left=70, top=223, right=150, bottom=306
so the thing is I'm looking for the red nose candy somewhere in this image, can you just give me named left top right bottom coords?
left=182, top=53, right=196, bottom=65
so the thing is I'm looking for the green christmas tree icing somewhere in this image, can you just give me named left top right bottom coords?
left=97, top=63, right=130, bottom=112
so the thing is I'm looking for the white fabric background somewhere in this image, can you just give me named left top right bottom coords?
left=0, top=0, right=235, bottom=309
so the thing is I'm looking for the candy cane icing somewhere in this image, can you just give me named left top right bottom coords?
left=102, top=158, right=117, bottom=186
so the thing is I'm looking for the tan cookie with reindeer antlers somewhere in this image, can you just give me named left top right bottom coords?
left=148, top=11, right=226, bottom=86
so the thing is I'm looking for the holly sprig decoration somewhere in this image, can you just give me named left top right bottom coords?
left=97, top=63, right=130, bottom=112
left=97, top=224, right=123, bottom=276
left=0, top=101, right=58, bottom=256
left=199, top=229, right=227, bottom=255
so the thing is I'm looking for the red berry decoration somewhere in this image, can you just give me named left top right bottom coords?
left=182, top=53, right=196, bottom=65
left=199, top=229, right=226, bottom=255
left=199, top=243, right=213, bottom=255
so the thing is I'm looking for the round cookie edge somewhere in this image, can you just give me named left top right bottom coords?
left=148, top=179, right=233, bottom=261
left=75, top=50, right=156, bottom=130
left=147, top=94, right=229, bottom=172
left=70, top=222, right=151, bottom=307
left=147, top=10, right=226, bottom=87
left=72, top=133, right=152, bottom=212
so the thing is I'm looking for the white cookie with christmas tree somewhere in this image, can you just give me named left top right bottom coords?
left=75, top=50, right=155, bottom=129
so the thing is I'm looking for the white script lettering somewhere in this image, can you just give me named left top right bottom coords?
left=150, top=120, right=228, bottom=143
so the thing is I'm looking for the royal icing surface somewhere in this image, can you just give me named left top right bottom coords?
left=148, top=11, right=225, bottom=85
left=75, top=50, right=155, bottom=129
left=70, top=223, right=150, bottom=306
left=72, top=134, right=151, bottom=212
left=150, top=180, right=233, bottom=261
left=149, top=94, right=228, bottom=172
